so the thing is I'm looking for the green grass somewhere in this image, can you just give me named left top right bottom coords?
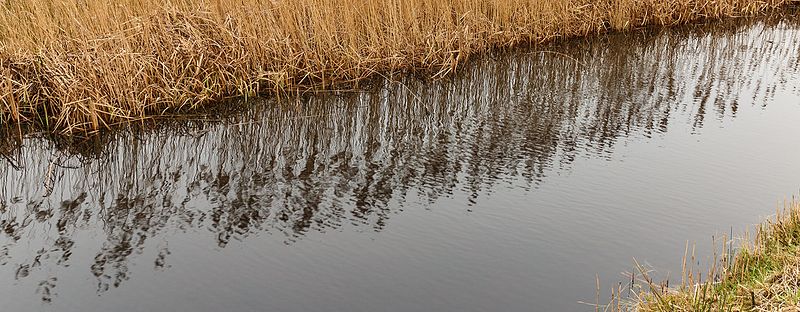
left=631, top=199, right=800, bottom=311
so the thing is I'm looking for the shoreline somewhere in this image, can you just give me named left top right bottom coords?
left=629, top=198, right=800, bottom=311
left=0, top=0, right=797, bottom=134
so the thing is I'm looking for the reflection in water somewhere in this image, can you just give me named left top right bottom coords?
left=1, top=15, right=800, bottom=309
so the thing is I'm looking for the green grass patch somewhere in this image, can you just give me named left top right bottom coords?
left=624, top=199, right=800, bottom=311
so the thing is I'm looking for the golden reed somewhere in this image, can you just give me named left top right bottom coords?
left=0, top=0, right=792, bottom=133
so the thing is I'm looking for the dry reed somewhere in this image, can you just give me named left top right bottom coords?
left=0, top=0, right=794, bottom=133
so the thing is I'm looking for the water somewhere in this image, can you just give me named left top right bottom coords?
left=2, top=15, right=800, bottom=312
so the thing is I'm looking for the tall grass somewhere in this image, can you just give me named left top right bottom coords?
left=0, top=0, right=793, bottom=133
left=631, top=198, right=800, bottom=311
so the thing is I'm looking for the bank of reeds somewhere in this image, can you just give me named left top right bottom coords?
left=628, top=198, right=800, bottom=311
left=0, top=0, right=794, bottom=133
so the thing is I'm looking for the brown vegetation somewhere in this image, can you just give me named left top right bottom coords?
left=0, top=0, right=793, bottom=133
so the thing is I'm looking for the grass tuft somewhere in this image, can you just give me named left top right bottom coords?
left=631, top=198, right=800, bottom=311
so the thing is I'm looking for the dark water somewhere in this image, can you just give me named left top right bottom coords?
left=2, top=15, right=800, bottom=312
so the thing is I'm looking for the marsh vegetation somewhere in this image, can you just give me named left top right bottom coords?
left=631, top=199, right=800, bottom=311
left=0, top=0, right=794, bottom=133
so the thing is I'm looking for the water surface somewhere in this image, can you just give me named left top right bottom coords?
left=2, top=15, right=800, bottom=312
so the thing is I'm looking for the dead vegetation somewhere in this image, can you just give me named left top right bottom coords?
left=0, top=0, right=794, bottom=134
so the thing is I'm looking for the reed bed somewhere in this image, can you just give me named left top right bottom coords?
left=0, top=0, right=793, bottom=133
left=629, top=198, right=800, bottom=311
